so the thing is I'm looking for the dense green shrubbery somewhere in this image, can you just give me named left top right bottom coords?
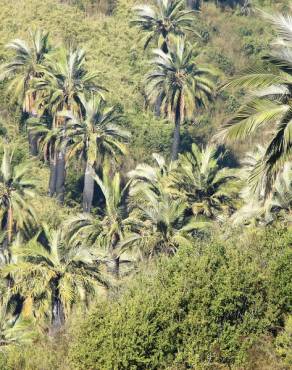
left=68, top=229, right=292, bottom=369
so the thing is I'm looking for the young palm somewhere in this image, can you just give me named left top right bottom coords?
left=91, top=163, right=131, bottom=278
left=128, top=152, right=175, bottom=203
left=0, top=30, right=51, bottom=154
left=221, top=13, right=292, bottom=195
left=131, top=0, right=196, bottom=52
left=233, top=147, right=292, bottom=226
left=146, top=38, right=216, bottom=160
left=0, top=309, right=35, bottom=347
left=171, top=143, right=239, bottom=219
left=65, top=96, right=130, bottom=212
left=120, top=192, right=198, bottom=259
left=2, top=225, right=107, bottom=329
left=33, top=47, right=105, bottom=202
left=0, top=145, right=37, bottom=255
left=66, top=162, right=130, bottom=278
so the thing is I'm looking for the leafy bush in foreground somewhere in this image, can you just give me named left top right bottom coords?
left=68, top=229, right=292, bottom=369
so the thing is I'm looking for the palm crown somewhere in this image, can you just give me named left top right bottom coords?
left=131, top=0, right=196, bottom=52
left=0, top=144, right=37, bottom=246
left=171, top=143, right=238, bottom=219
left=34, top=47, right=104, bottom=124
left=66, top=96, right=130, bottom=166
left=222, top=13, right=292, bottom=195
left=2, top=225, right=107, bottom=327
left=0, top=29, right=50, bottom=113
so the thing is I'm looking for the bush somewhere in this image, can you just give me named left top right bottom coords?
left=275, top=315, right=292, bottom=367
left=68, top=228, right=292, bottom=369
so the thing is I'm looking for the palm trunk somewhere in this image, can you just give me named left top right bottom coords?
left=7, top=205, right=13, bottom=245
left=56, top=146, right=66, bottom=204
left=51, top=282, right=65, bottom=330
left=27, top=93, right=38, bottom=156
left=186, top=0, right=201, bottom=10
left=1, top=206, right=14, bottom=266
left=154, top=96, right=162, bottom=117
left=171, top=94, right=184, bottom=161
left=109, top=233, right=120, bottom=279
left=113, top=256, right=120, bottom=279
left=28, top=130, right=38, bottom=156
left=48, top=152, right=58, bottom=197
left=82, top=162, right=94, bottom=213
left=171, top=118, right=180, bottom=161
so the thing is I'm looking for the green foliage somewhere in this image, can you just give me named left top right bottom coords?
left=275, top=315, right=292, bottom=366
left=68, top=228, right=292, bottom=369
left=207, top=49, right=235, bottom=75
left=0, top=0, right=291, bottom=368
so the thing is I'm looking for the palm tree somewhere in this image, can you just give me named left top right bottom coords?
left=120, top=192, right=198, bottom=259
left=233, top=147, right=292, bottom=226
left=128, top=152, right=175, bottom=202
left=26, top=116, right=63, bottom=197
left=2, top=225, right=107, bottom=329
left=171, top=143, right=239, bottom=219
left=65, top=96, right=130, bottom=212
left=90, top=162, right=130, bottom=278
left=0, top=144, right=37, bottom=256
left=269, top=162, right=292, bottom=217
left=146, top=38, right=216, bottom=160
left=66, top=162, right=130, bottom=278
left=221, top=13, right=292, bottom=195
left=0, top=30, right=51, bottom=155
left=33, top=47, right=105, bottom=202
left=131, top=0, right=196, bottom=53
left=0, top=309, right=35, bottom=347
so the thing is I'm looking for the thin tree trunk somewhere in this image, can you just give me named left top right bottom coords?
left=27, top=98, right=38, bottom=156
left=154, top=96, right=162, bottom=117
left=82, top=162, right=95, bottom=213
left=113, top=256, right=120, bottom=279
left=56, top=146, right=66, bottom=204
left=51, top=284, right=65, bottom=330
left=48, top=152, right=58, bottom=197
left=109, top=233, right=120, bottom=279
left=171, top=94, right=184, bottom=161
left=171, top=119, right=180, bottom=161
left=186, top=0, right=201, bottom=10
left=7, top=205, right=13, bottom=244
left=28, top=131, right=38, bottom=156
left=1, top=207, right=14, bottom=269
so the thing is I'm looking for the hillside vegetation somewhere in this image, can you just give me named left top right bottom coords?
left=0, top=0, right=291, bottom=369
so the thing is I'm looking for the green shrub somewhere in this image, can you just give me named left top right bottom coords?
left=68, top=228, right=292, bottom=369
left=275, top=315, right=292, bottom=367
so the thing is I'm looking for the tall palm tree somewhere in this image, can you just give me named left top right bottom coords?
left=171, top=143, right=239, bottom=219
left=146, top=38, right=216, bottom=160
left=65, top=96, right=130, bottom=213
left=26, top=116, right=63, bottom=197
left=33, top=47, right=105, bottom=202
left=0, top=145, right=37, bottom=256
left=131, top=0, right=196, bottom=53
left=221, top=13, right=292, bottom=195
left=0, top=30, right=51, bottom=155
left=2, top=225, right=107, bottom=328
